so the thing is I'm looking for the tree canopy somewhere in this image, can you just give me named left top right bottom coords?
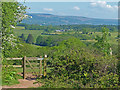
left=26, top=34, right=34, bottom=44
left=2, top=1, right=27, bottom=57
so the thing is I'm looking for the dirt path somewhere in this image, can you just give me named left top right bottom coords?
left=2, top=73, right=42, bottom=88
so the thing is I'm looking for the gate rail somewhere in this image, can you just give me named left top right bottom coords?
left=3, top=55, right=48, bottom=79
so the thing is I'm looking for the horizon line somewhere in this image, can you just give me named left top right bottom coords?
left=26, top=12, right=118, bottom=20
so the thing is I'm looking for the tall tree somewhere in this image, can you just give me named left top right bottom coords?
left=26, top=34, right=34, bottom=44
left=2, top=1, right=27, bottom=57
left=1, top=0, right=27, bottom=85
left=36, top=35, right=43, bottom=45
left=95, top=27, right=110, bottom=55
left=19, top=33, right=25, bottom=42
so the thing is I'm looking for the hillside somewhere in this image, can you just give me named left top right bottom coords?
left=22, top=13, right=117, bottom=25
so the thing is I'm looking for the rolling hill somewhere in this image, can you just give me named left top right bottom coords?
left=22, top=13, right=117, bottom=25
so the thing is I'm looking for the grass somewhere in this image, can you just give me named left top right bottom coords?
left=13, top=26, right=44, bottom=40
left=15, top=26, right=25, bottom=30
left=2, top=74, right=22, bottom=86
left=4, top=26, right=118, bottom=87
left=100, top=32, right=117, bottom=45
left=13, top=26, right=82, bottom=40
left=13, top=29, right=44, bottom=40
left=13, top=26, right=118, bottom=52
left=15, top=65, right=53, bottom=75
left=83, top=32, right=118, bottom=46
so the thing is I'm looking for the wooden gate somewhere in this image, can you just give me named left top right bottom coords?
left=23, top=55, right=47, bottom=79
left=4, top=55, right=48, bottom=79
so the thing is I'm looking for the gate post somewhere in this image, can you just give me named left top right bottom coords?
left=43, top=55, right=47, bottom=77
left=39, top=56, right=42, bottom=78
left=23, top=56, right=26, bottom=79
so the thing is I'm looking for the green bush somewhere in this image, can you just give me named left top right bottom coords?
left=38, top=38, right=118, bottom=88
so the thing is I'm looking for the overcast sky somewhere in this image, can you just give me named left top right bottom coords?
left=20, top=1, right=118, bottom=19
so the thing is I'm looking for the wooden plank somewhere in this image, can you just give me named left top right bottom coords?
left=26, top=57, right=44, bottom=60
left=44, top=60, right=47, bottom=77
left=7, top=65, right=22, bottom=67
left=23, top=56, right=26, bottom=79
left=26, top=63, right=39, bottom=65
left=2, top=57, right=45, bottom=61
left=26, top=60, right=36, bottom=70
left=26, top=57, right=38, bottom=60
left=43, top=55, right=47, bottom=77
left=26, top=60, right=39, bottom=75
left=27, top=60, right=39, bottom=75
left=26, top=67, right=39, bottom=69
left=40, top=60, right=42, bottom=78
left=26, top=72, right=40, bottom=74
left=37, top=58, right=44, bottom=60
left=6, top=58, right=23, bottom=60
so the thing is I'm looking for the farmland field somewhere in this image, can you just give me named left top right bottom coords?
left=3, top=1, right=119, bottom=88
left=13, top=26, right=118, bottom=46
left=13, top=26, right=44, bottom=40
left=4, top=25, right=119, bottom=88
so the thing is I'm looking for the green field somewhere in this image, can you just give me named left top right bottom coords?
left=92, top=32, right=118, bottom=45
left=13, top=27, right=44, bottom=40
left=3, top=2, right=119, bottom=88
left=13, top=26, right=118, bottom=46
left=4, top=26, right=119, bottom=88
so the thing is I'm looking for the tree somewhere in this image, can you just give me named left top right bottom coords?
left=95, top=27, right=110, bottom=55
left=2, top=1, right=27, bottom=57
left=1, top=1, right=27, bottom=85
left=82, top=28, right=88, bottom=34
left=36, top=35, right=43, bottom=45
left=19, top=33, right=25, bottom=42
left=109, top=33, right=111, bottom=36
left=26, top=34, right=34, bottom=44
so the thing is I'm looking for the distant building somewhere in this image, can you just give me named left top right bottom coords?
left=55, top=30, right=65, bottom=32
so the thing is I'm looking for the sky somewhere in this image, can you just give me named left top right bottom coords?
left=20, top=1, right=118, bottom=19
left=18, top=0, right=119, bottom=2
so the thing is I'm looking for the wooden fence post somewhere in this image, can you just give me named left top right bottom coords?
left=43, top=55, right=47, bottom=77
left=23, top=56, right=26, bottom=79
left=39, top=56, right=42, bottom=78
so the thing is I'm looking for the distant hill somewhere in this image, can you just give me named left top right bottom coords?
left=22, top=13, right=117, bottom=25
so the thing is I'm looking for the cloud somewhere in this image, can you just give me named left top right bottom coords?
left=73, top=6, right=80, bottom=10
left=91, top=3, right=97, bottom=6
left=43, top=8, right=53, bottom=11
left=90, top=1, right=118, bottom=10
